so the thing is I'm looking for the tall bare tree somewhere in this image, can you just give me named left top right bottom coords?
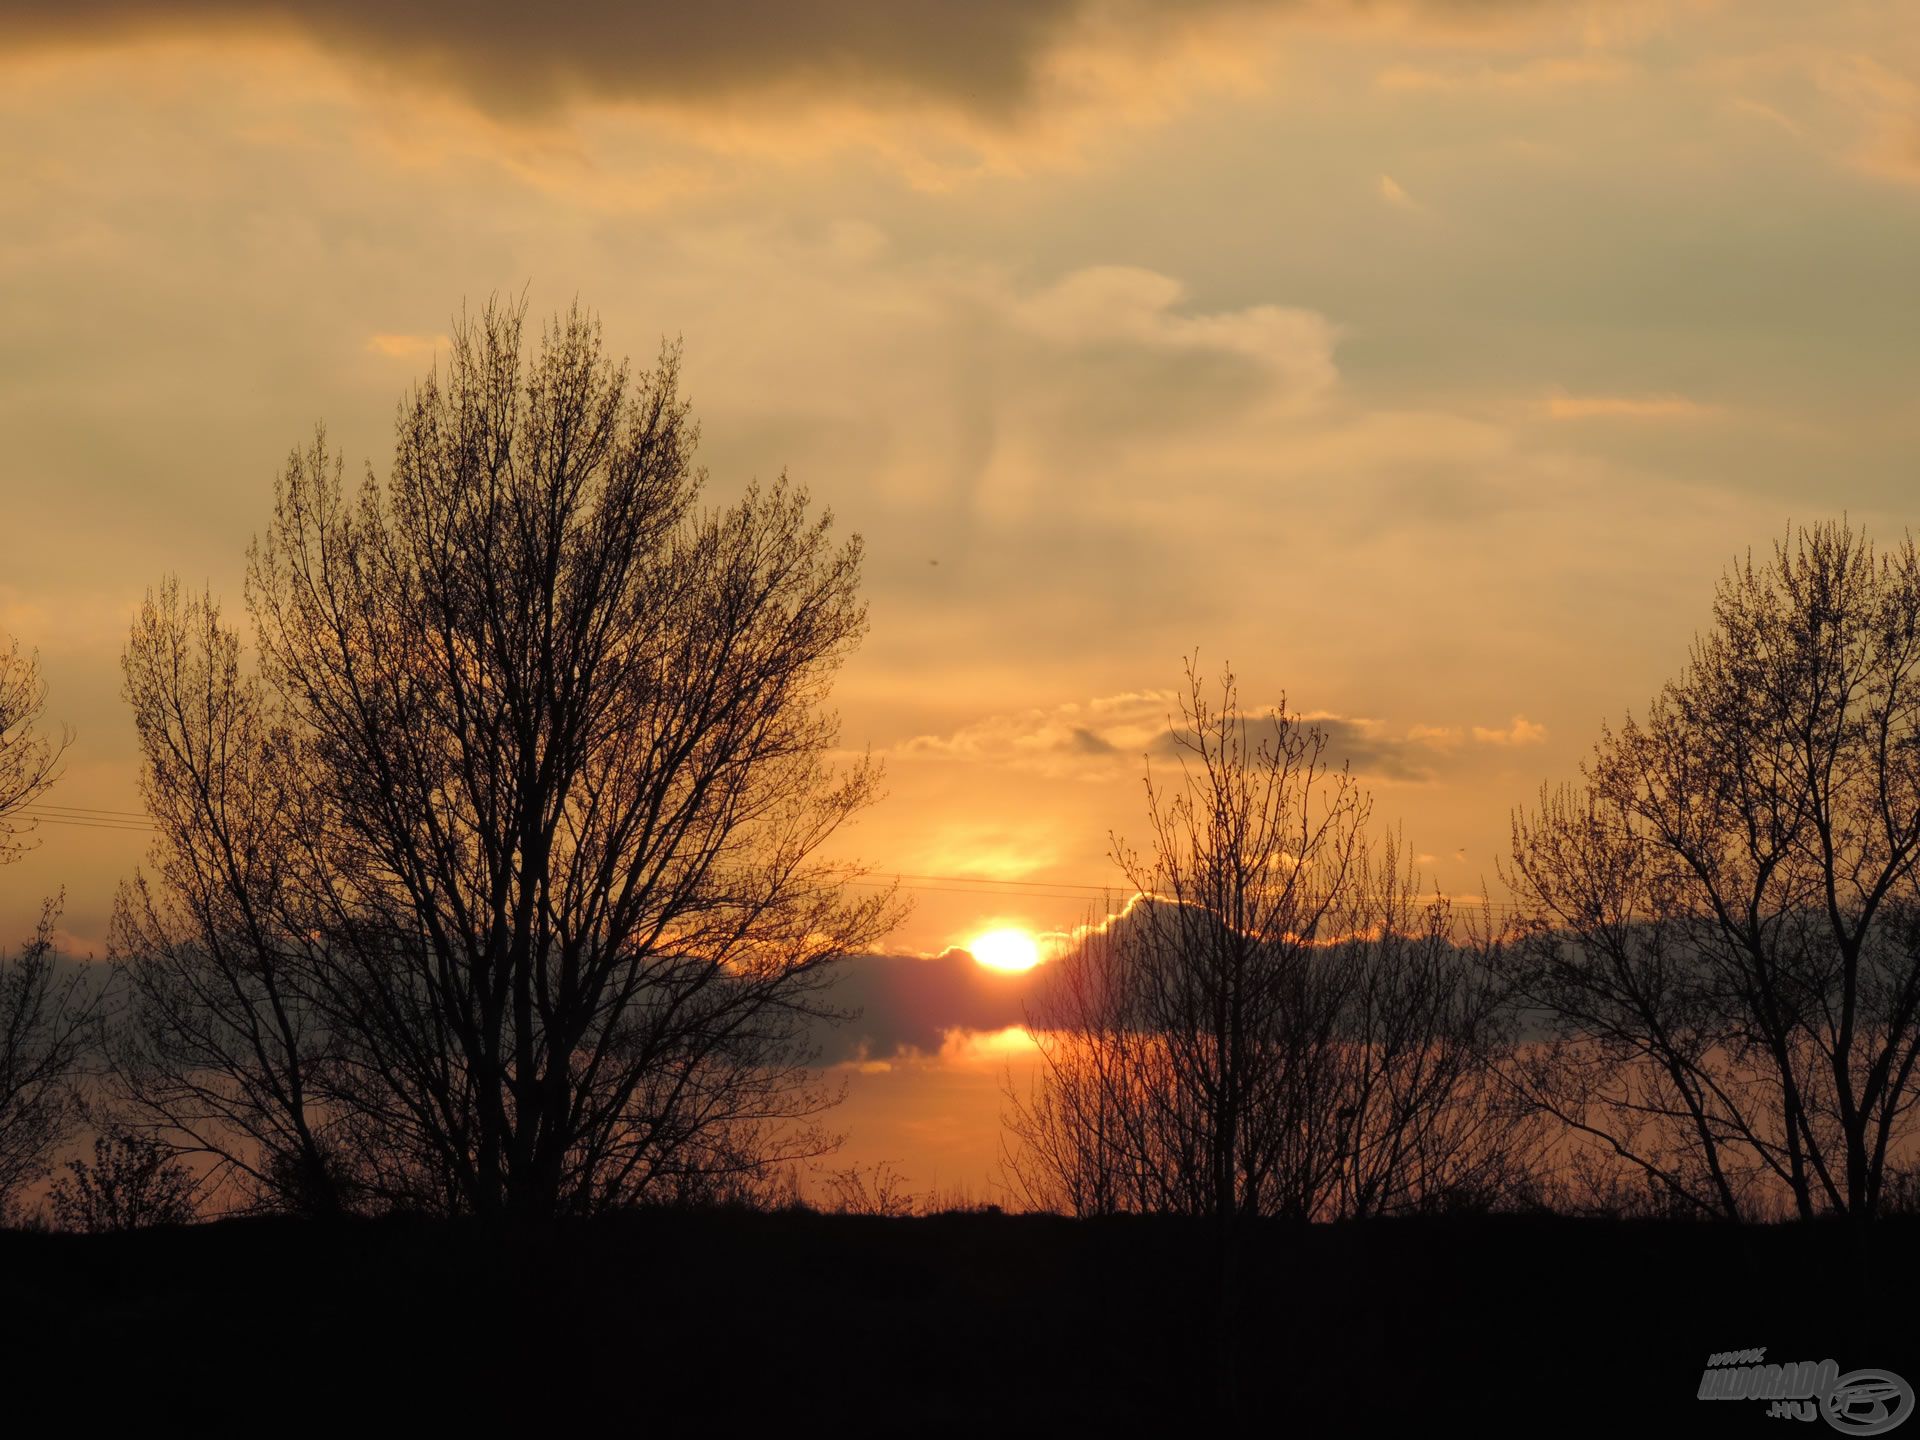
left=112, top=297, right=897, bottom=1219
left=1507, top=520, right=1920, bottom=1220
left=110, top=581, right=343, bottom=1214
left=1114, top=661, right=1370, bottom=1221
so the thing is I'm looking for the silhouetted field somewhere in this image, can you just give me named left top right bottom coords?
left=6, top=1213, right=1913, bottom=1431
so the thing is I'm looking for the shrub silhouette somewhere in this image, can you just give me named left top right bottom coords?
left=49, top=1134, right=198, bottom=1233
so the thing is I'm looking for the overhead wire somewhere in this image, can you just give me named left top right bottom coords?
left=10, top=806, right=1525, bottom=910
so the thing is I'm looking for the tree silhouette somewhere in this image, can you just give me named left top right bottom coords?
left=110, top=582, right=345, bottom=1214
left=0, top=898, right=94, bottom=1221
left=0, top=636, right=68, bottom=866
left=0, top=637, right=90, bottom=1222
left=1003, top=661, right=1530, bottom=1221
left=48, top=1132, right=198, bottom=1232
left=1113, top=659, right=1371, bottom=1222
left=1507, top=520, right=1920, bottom=1220
left=110, top=297, right=899, bottom=1220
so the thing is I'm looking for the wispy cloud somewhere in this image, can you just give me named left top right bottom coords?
left=899, top=690, right=1178, bottom=779
left=1378, top=173, right=1424, bottom=212
left=1812, top=52, right=1920, bottom=185
left=1543, top=389, right=1722, bottom=421
left=898, top=691, right=1520, bottom=785
left=365, top=332, right=447, bottom=360
left=1376, top=55, right=1636, bottom=96
left=1471, top=714, right=1547, bottom=746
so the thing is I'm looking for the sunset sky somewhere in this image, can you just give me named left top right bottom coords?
left=3, top=0, right=1917, bottom=1197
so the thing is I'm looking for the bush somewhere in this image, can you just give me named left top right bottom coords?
left=49, top=1134, right=198, bottom=1232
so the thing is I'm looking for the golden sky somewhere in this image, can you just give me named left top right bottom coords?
left=3, top=0, right=1917, bottom=1195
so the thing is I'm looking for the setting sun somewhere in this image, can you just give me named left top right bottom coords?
left=967, top=928, right=1042, bottom=974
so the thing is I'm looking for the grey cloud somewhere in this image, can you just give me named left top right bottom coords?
left=1304, top=715, right=1445, bottom=783
left=1066, top=726, right=1116, bottom=756
left=810, top=946, right=1039, bottom=1065
left=904, top=689, right=1457, bottom=784
left=1147, top=716, right=1441, bottom=783
left=0, top=0, right=1573, bottom=118
left=1, top=1, right=1080, bottom=115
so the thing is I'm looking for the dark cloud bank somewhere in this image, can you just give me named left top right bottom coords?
left=1, top=0, right=1563, bottom=117
left=811, top=945, right=1040, bottom=1065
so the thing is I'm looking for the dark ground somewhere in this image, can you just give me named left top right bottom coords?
left=3, top=1211, right=1913, bottom=1432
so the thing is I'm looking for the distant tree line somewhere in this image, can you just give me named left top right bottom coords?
left=1, top=297, right=1916, bottom=1230
left=1, top=297, right=897, bottom=1225
left=1003, top=522, right=1920, bottom=1226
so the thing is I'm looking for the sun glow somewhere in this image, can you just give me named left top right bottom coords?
left=967, top=927, right=1042, bottom=974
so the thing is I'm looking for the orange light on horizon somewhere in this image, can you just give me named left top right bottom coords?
left=966, top=927, right=1042, bottom=973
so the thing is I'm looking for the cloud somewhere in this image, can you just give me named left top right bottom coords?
left=0, top=1, right=1591, bottom=132
left=812, top=946, right=1042, bottom=1064
left=1011, top=266, right=1338, bottom=412
left=0, top=584, right=143, bottom=658
left=1725, top=96, right=1804, bottom=139
left=816, top=897, right=1189, bottom=1064
left=364, top=332, right=446, bottom=360
left=1377, top=173, right=1424, bottom=211
left=0, top=0, right=1087, bottom=116
left=1698, top=42, right=1920, bottom=190
left=1299, top=713, right=1451, bottom=783
left=900, top=690, right=1484, bottom=784
left=666, top=247, right=1341, bottom=521
left=1542, top=389, right=1721, bottom=420
left=899, top=690, right=1180, bottom=779
left=820, top=890, right=1483, bottom=1068
left=1375, top=54, right=1636, bottom=94
left=1471, top=713, right=1546, bottom=745
left=1811, top=52, right=1920, bottom=185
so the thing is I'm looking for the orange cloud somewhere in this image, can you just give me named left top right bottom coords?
left=1471, top=714, right=1547, bottom=746
left=1543, top=389, right=1722, bottom=420
left=1376, top=54, right=1637, bottom=94
left=365, top=332, right=447, bottom=360
left=1377, top=172, right=1428, bottom=212
left=1812, top=52, right=1920, bottom=186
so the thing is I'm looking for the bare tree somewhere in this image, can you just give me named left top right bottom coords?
left=1506, top=520, right=1920, bottom=1221
left=0, top=636, right=68, bottom=864
left=48, top=1132, right=199, bottom=1232
left=1110, top=661, right=1371, bottom=1221
left=1002, top=661, right=1529, bottom=1222
left=1328, top=838, right=1538, bottom=1220
left=823, top=1159, right=917, bottom=1217
left=0, top=638, right=89, bottom=1223
left=0, top=898, right=95, bottom=1220
left=1002, top=907, right=1147, bottom=1217
left=113, top=296, right=899, bottom=1220
left=109, top=581, right=344, bottom=1215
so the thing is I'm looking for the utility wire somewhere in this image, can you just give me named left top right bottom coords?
left=11, top=806, right=1526, bottom=909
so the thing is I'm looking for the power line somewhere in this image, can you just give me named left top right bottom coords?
left=23, top=802, right=150, bottom=819
left=8, top=807, right=1525, bottom=909
left=883, top=871, right=1119, bottom=894
left=17, top=809, right=154, bottom=834
left=848, top=880, right=1129, bottom=906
